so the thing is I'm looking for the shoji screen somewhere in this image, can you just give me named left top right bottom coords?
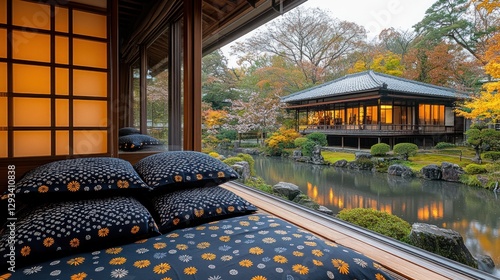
left=1, top=0, right=109, bottom=158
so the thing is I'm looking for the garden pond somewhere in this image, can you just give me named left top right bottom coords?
left=250, top=155, right=500, bottom=276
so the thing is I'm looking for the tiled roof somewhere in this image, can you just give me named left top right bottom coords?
left=281, top=70, right=469, bottom=103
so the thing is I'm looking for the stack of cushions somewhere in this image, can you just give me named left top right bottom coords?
left=0, top=151, right=255, bottom=270
left=118, top=127, right=164, bottom=151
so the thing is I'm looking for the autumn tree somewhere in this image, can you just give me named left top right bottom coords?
left=202, top=50, right=240, bottom=109
left=378, top=28, right=416, bottom=61
left=413, top=0, right=497, bottom=65
left=349, top=51, right=404, bottom=76
left=456, top=0, right=500, bottom=122
left=231, top=6, right=366, bottom=86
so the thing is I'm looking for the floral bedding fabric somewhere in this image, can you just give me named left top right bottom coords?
left=2, top=213, right=393, bottom=280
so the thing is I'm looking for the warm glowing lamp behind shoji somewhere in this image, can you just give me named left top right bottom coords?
left=3, top=0, right=109, bottom=158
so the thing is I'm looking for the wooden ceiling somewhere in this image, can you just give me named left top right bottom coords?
left=118, top=0, right=306, bottom=54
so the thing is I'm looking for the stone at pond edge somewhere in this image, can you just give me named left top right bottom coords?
left=476, top=254, right=495, bottom=274
left=387, top=164, right=413, bottom=177
left=318, top=205, right=333, bottom=215
left=231, top=161, right=251, bottom=183
left=408, top=223, right=477, bottom=268
left=292, top=193, right=320, bottom=210
left=273, top=182, right=301, bottom=200
left=334, top=159, right=348, bottom=167
left=421, top=164, right=442, bottom=180
left=441, top=162, right=464, bottom=182
left=355, top=152, right=372, bottom=160
left=311, top=145, right=325, bottom=165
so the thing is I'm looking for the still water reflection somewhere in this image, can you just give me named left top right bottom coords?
left=252, top=155, right=500, bottom=275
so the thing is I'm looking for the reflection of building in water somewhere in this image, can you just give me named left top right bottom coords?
left=306, top=182, right=446, bottom=223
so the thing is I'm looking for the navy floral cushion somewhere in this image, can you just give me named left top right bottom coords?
left=152, top=185, right=257, bottom=232
left=134, top=151, right=240, bottom=190
left=0, top=196, right=160, bottom=269
left=118, top=126, right=140, bottom=137
left=119, top=134, right=163, bottom=151
left=14, top=157, right=150, bottom=201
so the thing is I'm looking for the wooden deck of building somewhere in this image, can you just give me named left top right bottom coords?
left=222, top=182, right=497, bottom=280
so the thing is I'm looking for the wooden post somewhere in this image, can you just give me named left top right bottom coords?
left=183, top=0, right=202, bottom=151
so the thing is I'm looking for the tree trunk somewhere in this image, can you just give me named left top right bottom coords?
left=474, top=147, right=482, bottom=164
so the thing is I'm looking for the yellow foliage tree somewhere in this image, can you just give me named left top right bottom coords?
left=349, top=51, right=404, bottom=76
left=456, top=1, right=500, bottom=122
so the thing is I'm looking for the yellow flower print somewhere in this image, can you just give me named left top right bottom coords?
left=227, top=206, right=235, bottom=212
left=292, top=264, right=309, bottom=275
left=0, top=273, right=11, bottom=279
left=197, top=242, right=210, bottom=249
left=209, top=226, right=219, bottom=230
left=176, top=244, right=188, bottom=250
left=217, top=171, right=225, bottom=178
left=161, top=278, right=172, bottom=280
left=69, top=238, right=80, bottom=248
left=325, top=241, right=337, bottom=247
left=304, top=241, right=317, bottom=246
left=98, top=228, right=109, bottom=237
left=375, top=273, right=387, bottom=280
left=251, top=276, right=267, bottom=280
left=292, top=234, right=302, bottom=238
left=274, top=230, right=287, bottom=235
left=154, top=242, right=167, bottom=249
left=269, top=223, right=280, bottom=227
left=109, top=257, right=127, bottom=265
left=38, top=185, right=49, bottom=193
left=67, top=257, right=85, bottom=266
left=248, top=215, right=260, bottom=221
left=196, top=174, right=203, bottom=180
left=134, top=260, right=151, bottom=268
left=201, top=253, right=216, bottom=260
left=20, top=246, right=31, bottom=257
left=184, top=267, right=197, bottom=275
left=292, top=251, right=304, bottom=257
left=311, top=249, right=323, bottom=257
left=135, top=239, right=148, bottom=244
left=174, top=175, right=183, bottom=182
left=166, top=233, right=179, bottom=238
left=153, top=263, right=171, bottom=274
left=249, top=247, right=264, bottom=255
left=43, top=237, right=54, bottom=247
left=313, top=259, right=323, bottom=266
left=196, top=226, right=206, bottom=230
left=67, top=181, right=80, bottom=192
left=273, top=255, right=288, bottom=264
left=219, top=236, right=230, bottom=242
left=239, top=259, right=253, bottom=267
left=332, top=259, right=349, bottom=274
left=194, top=209, right=204, bottom=217
left=131, top=225, right=140, bottom=234
left=70, top=272, right=87, bottom=280
left=173, top=218, right=181, bottom=225
left=106, top=247, right=123, bottom=254
left=117, top=180, right=129, bottom=188
left=239, top=221, right=250, bottom=226
left=216, top=207, right=223, bottom=214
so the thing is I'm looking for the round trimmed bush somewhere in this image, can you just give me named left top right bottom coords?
left=393, top=143, right=418, bottom=160
left=435, top=142, right=456, bottom=149
left=464, top=163, right=487, bottom=174
left=294, top=137, right=308, bottom=148
left=306, top=132, right=327, bottom=146
left=337, top=208, right=411, bottom=242
left=483, top=151, right=500, bottom=162
left=370, top=143, right=390, bottom=156
left=301, top=139, right=317, bottom=156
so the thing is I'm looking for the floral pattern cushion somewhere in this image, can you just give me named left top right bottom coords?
left=119, top=134, right=163, bottom=151
left=134, top=151, right=240, bottom=190
left=2, top=214, right=394, bottom=280
left=152, top=186, right=257, bottom=232
left=0, top=196, right=160, bottom=270
left=13, top=157, right=150, bottom=200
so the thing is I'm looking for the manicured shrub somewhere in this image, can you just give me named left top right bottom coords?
left=464, top=163, right=487, bottom=174
left=483, top=151, right=500, bottom=162
left=435, top=142, right=456, bottom=149
left=370, top=143, right=390, bottom=156
left=301, top=139, right=317, bottom=156
left=459, top=174, right=484, bottom=188
left=223, top=156, right=244, bottom=166
left=237, top=153, right=256, bottom=176
left=393, top=143, right=418, bottom=160
left=337, top=208, right=411, bottom=242
left=306, top=132, right=328, bottom=146
left=208, top=151, right=220, bottom=158
left=294, top=137, right=308, bottom=148
left=265, top=128, right=300, bottom=156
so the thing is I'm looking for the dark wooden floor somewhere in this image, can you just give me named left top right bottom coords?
left=222, top=182, right=496, bottom=280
